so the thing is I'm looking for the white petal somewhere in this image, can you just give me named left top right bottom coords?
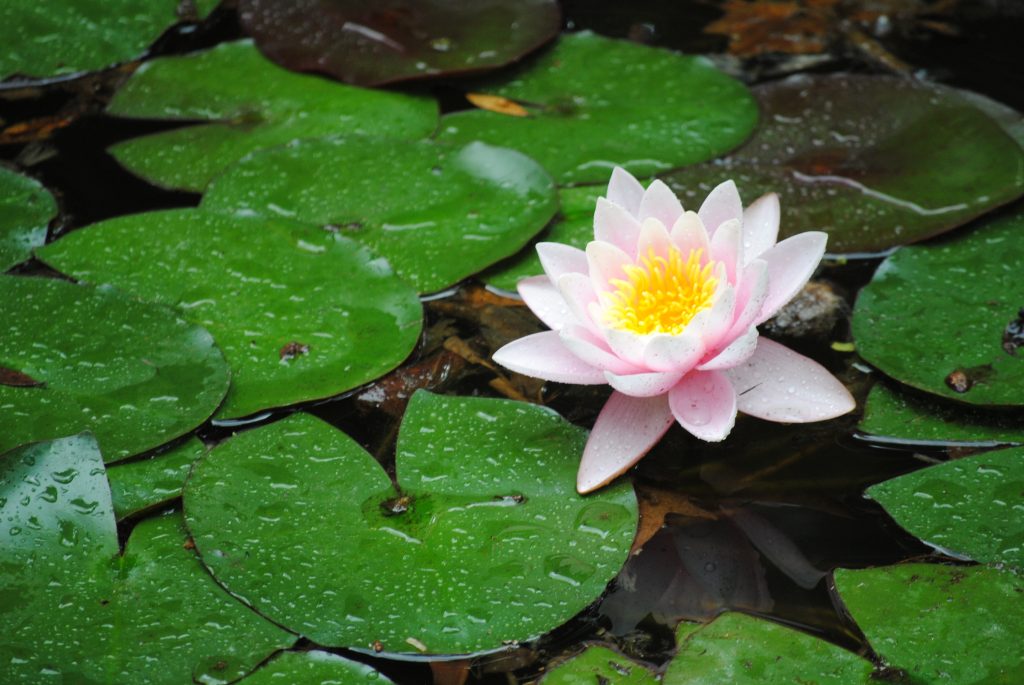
left=698, top=179, right=742, bottom=236
left=742, top=192, right=780, bottom=264
left=636, top=217, right=673, bottom=261
left=710, top=217, right=742, bottom=283
left=670, top=211, right=711, bottom=259
left=726, top=259, right=768, bottom=340
left=586, top=240, right=632, bottom=295
left=638, top=179, right=684, bottom=229
left=594, top=197, right=643, bottom=255
left=603, top=327, right=648, bottom=367
left=727, top=338, right=855, bottom=422
left=536, top=242, right=588, bottom=282
left=756, top=232, right=827, bottom=325
left=607, top=167, right=645, bottom=217
left=643, top=332, right=704, bottom=372
left=518, top=275, right=575, bottom=331
left=605, top=369, right=684, bottom=397
left=560, top=325, right=640, bottom=375
left=699, top=326, right=758, bottom=371
left=577, top=392, right=674, bottom=493
left=493, top=331, right=607, bottom=385
left=668, top=370, right=737, bottom=442
left=691, top=283, right=735, bottom=352
left=557, top=272, right=600, bottom=333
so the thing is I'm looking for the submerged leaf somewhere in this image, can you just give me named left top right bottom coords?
left=107, top=437, right=205, bottom=520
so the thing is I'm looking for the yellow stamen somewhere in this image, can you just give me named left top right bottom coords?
left=603, top=247, right=718, bottom=335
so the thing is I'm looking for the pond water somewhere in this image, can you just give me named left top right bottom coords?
left=2, top=1, right=1023, bottom=684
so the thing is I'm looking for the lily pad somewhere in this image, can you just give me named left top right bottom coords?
left=661, top=74, right=1024, bottom=255
left=0, top=434, right=295, bottom=684
left=664, top=612, right=874, bottom=684
left=0, top=275, right=229, bottom=461
left=866, top=447, right=1024, bottom=569
left=202, top=138, right=559, bottom=293
left=435, top=31, right=757, bottom=185
left=38, top=208, right=422, bottom=419
left=835, top=564, right=1024, bottom=684
left=107, top=437, right=205, bottom=520
left=0, top=0, right=217, bottom=81
left=107, top=40, right=438, bottom=191
left=540, top=645, right=658, bottom=685
left=0, top=167, right=56, bottom=271
left=238, top=651, right=394, bottom=684
left=239, top=0, right=560, bottom=86
left=851, top=207, right=1024, bottom=406
left=184, top=392, right=638, bottom=655
left=858, top=383, right=1024, bottom=446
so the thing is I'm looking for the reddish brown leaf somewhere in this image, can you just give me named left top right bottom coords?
left=0, top=366, right=44, bottom=387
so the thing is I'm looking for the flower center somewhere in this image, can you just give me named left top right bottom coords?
left=603, top=247, right=718, bottom=335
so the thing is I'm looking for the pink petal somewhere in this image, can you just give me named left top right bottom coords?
left=560, top=325, right=640, bottom=375
left=607, top=167, right=645, bottom=217
left=690, top=283, right=735, bottom=352
left=710, top=217, right=742, bottom=283
left=603, top=327, right=648, bottom=367
left=742, top=192, right=780, bottom=264
left=557, top=272, right=600, bottom=333
left=698, top=180, right=742, bottom=237
left=577, top=392, right=674, bottom=493
left=727, top=338, right=855, bottom=422
left=670, top=211, right=711, bottom=259
left=586, top=240, right=632, bottom=295
left=536, top=242, right=588, bottom=282
left=643, top=332, right=704, bottom=372
left=605, top=369, right=684, bottom=397
left=493, top=331, right=607, bottom=385
left=638, top=180, right=684, bottom=229
left=518, top=275, right=575, bottom=331
left=636, top=217, right=674, bottom=261
left=699, top=326, right=758, bottom=371
left=594, top=197, right=643, bottom=255
left=755, top=232, right=827, bottom=325
left=726, top=258, right=768, bottom=339
left=668, top=369, right=737, bottom=442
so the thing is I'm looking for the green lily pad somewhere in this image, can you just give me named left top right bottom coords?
left=107, top=437, right=205, bottom=520
left=851, top=207, right=1024, bottom=406
left=0, top=275, right=229, bottom=461
left=539, top=645, right=658, bottom=685
left=202, top=138, right=559, bottom=293
left=664, top=613, right=874, bottom=684
left=0, top=434, right=295, bottom=684
left=0, top=0, right=217, bottom=81
left=835, top=564, right=1024, bottom=684
left=238, top=651, right=394, bottom=684
left=661, top=75, right=1024, bottom=255
left=867, top=447, right=1024, bottom=569
left=0, top=167, right=56, bottom=272
left=37, top=208, right=422, bottom=419
left=484, top=184, right=602, bottom=292
left=858, top=384, right=1024, bottom=446
left=184, top=392, right=638, bottom=655
left=107, top=40, right=438, bottom=191
left=435, top=31, right=757, bottom=185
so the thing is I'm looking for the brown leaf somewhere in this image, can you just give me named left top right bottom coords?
left=632, top=483, right=717, bottom=554
left=466, top=93, right=530, bottom=117
left=0, top=366, right=44, bottom=387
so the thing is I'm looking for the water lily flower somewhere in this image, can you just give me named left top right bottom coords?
left=493, top=168, right=855, bottom=494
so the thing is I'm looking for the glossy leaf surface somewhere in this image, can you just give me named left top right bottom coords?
left=836, top=564, right=1024, bottom=684
left=107, top=40, right=438, bottom=191
left=852, top=208, right=1024, bottom=406
left=0, top=275, right=228, bottom=460
left=436, top=32, right=757, bottom=185
left=39, top=209, right=422, bottom=419
left=184, top=392, right=638, bottom=654
left=203, top=138, right=559, bottom=293
left=662, top=75, right=1024, bottom=254
left=540, top=645, right=657, bottom=684
left=0, top=435, right=295, bottom=684
left=238, top=651, right=394, bottom=684
left=107, top=437, right=205, bottom=520
left=0, top=167, right=56, bottom=271
left=239, top=0, right=560, bottom=86
left=867, top=447, right=1024, bottom=569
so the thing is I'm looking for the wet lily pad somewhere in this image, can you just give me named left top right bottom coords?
left=239, top=0, right=560, bottom=86
left=38, top=208, right=422, bottom=419
left=540, top=645, right=657, bottom=684
left=238, top=650, right=394, bottom=684
left=184, top=392, right=638, bottom=655
left=0, top=0, right=217, bottom=81
left=0, top=434, right=295, bottom=684
left=0, top=275, right=229, bottom=461
left=0, top=167, right=56, bottom=271
left=835, top=564, right=1024, bottom=684
left=435, top=31, right=757, bottom=185
left=858, top=384, right=1024, bottom=446
left=661, top=74, right=1024, bottom=255
left=866, top=447, right=1024, bottom=569
left=107, top=437, right=205, bottom=520
left=665, top=612, right=874, bottom=684
left=107, top=40, right=438, bottom=191
left=202, top=138, right=559, bottom=293
left=851, top=208, right=1024, bottom=406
